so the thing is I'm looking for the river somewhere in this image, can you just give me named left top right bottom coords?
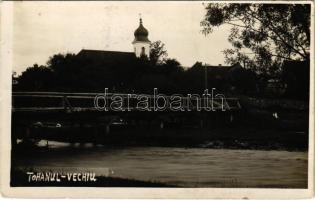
left=13, top=140, right=308, bottom=188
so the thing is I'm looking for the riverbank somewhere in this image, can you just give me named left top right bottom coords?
left=14, top=125, right=307, bottom=151
left=14, top=127, right=308, bottom=152
left=11, top=147, right=308, bottom=188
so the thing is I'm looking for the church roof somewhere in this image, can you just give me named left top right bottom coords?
left=133, top=18, right=150, bottom=43
left=76, top=49, right=137, bottom=64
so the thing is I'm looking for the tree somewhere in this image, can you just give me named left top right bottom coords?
left=150, top=40, right=168, bottom=65
left=17, top=64, right=53, bottom=91
left=47, top=53, right=76, bottom=73
left=201, top=3, right=310, bottom=75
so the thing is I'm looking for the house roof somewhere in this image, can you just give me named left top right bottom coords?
left=188, top=62, right=245, bottom=81
left=205, top=63, right=243, bottom=76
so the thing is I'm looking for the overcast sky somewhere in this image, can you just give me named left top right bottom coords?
left=13, top=1, right=232, bottom=74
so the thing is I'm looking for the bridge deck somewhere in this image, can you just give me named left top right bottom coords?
left=12, top=92, right=241, bottom=112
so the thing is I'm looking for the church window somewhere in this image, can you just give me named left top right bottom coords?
left=141, top=47, right=145, bottom=56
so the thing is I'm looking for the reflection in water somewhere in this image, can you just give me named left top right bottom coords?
left=13, top=140, right=308, bottom=188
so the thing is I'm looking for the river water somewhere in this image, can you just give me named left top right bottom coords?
left=13, top=140, right=308, bottom=188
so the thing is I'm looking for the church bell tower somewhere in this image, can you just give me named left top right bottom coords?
left=132, top=17, right=151, bottom=58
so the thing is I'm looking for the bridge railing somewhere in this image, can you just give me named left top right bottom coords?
left=12, top=92, right=241, bottom=112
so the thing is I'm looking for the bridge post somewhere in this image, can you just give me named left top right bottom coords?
left=62, top=95, right=72, bottom=112
left=106, top=124, right=110, bottom=134
left=160, top=121, right=164, bottom=129
left=200, top=119, right=204, bottom=129
left=62, top=95, right=66, bottom=110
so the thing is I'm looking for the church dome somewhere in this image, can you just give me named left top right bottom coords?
left=133, top=18, right=150, bottom=42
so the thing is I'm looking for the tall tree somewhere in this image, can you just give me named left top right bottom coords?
left=150, top=40, right=168, bottom=65
left=201, top=3, right=310, bottom=75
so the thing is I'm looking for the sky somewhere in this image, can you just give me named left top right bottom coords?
left=13, top=1, right=233, bottom=74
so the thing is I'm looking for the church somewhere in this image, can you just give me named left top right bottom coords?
left=72, top=17, right=255, bottom=94
left=14, top=16, right=258, bottom=95
left=76, top=17, right=151, bottom=63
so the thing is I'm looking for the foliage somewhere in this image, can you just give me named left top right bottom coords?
left=282, top=60, right=309, bottom=100
left=15, top=52, right=258, bottom=95
left=150, top=40, right=168, bottom=65
left=17, top=64, right=53, bottom=91
left=15, top=40, right=259, bottom=96
left=201, top=3, right=310, bottom=75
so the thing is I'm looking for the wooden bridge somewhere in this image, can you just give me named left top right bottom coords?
left=11, top=92, right=242, bottom=144
left=12, top=91, right=241, bottom=112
